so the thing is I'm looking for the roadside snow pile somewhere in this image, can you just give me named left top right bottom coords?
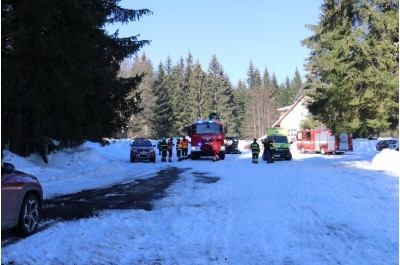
left=372, top=149, right=400, bottom=176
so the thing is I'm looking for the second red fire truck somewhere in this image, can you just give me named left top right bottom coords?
left=296, top=128, right=353, bottom=154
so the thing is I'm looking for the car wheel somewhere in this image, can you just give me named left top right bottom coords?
left=320, top=147, right=326, bottom=155
left=13, top=194, right=40, bottom=237
left=219, top=152, right=225, bottom=160
left=150, top=157, right=156, bottom=163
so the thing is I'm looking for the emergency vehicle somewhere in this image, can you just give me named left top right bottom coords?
left=296, top=128, right=353, bottom=154
left=262, top=127, right=293, bottom=161
left=187, top=117, right=227, bottom=160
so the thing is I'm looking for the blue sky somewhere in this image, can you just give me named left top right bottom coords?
left=107, top=0, right=322, bottom=86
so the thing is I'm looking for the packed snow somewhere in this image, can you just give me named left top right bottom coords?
left=1, top=138, right=399, bottom=265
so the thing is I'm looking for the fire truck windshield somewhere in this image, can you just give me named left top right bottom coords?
left=195, top=124, right=221, bottom=134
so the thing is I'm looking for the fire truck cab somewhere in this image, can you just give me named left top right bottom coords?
left=296, top=128, right=353, bottom=154
left=187, top=118, right=227, bottom=160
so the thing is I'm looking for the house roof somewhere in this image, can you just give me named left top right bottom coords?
left=272, top=94, right=305, bottom=127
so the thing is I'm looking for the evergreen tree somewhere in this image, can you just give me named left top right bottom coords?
left=189, top=60, right=207, bottom=121
left=302, top=0, right=398, bottom=136
left=292, top=67, right=303, bottom=99
left=269, top=73, right=279, bottom=101
left=125, top=52, right=155, bottom=138
left=1, top=0, right=151, bottom=161
left=262, top=68, right=270, bottom=90
left=233, top=80, right=247, bottom=137
left=170, top=57, right=186, bottom=135
left=152, top=63, right=173, bottom=138
left=246, top=61, right=257, bottom=90
left=205, top=55, right=235, bottom=131
left=262, top=67, right=278, bottom=130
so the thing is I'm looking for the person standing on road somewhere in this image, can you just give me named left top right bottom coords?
left=160, top=138, right=168, bottom=162
left=250, top=139, right=260, bottom=164
left=157, top=139, right=162, bottom=155
left=211, top=137, right=221, bottom=162
left=269, top=138, right=275, bottom=163
left=181, top=136, right=189, bottom=160
left=176, top=138, right=183, bottom=161
left=263, top=138, right=272, bottom=164
left=167, top=138, right=174, bottom=162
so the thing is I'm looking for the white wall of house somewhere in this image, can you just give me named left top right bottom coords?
left=278, top=98, right=309, bottom=141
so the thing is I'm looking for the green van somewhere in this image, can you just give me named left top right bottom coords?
left=262, top=127, right=292, bottom=161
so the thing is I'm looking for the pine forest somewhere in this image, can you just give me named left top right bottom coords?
left=118, top=53, right=303, bottom=140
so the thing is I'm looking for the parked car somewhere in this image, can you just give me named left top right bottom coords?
left=130, top=138, right=156, bottom=162
left=225, top=137, right=241, bottom=154
left=1, top=162, right=43, bottom=237
left=376, top=139, right=399, bottom=151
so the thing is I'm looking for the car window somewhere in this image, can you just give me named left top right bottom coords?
left=132, top=139, right=152, bottom=147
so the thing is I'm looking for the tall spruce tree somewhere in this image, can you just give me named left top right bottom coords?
left=152, top=62, right=173, bottom=138
left=189, top=60, right=207, bottom=121
left=302, top=0, right=398, bottom=136
left=170, top=57, right=186, bottom=135
left=2, top=0, right=151, bottom=161
left=125, top=53, right=155, bottom=138
left=233, top=80, right=247, bottom=137
left=292, top=67, right=303, bottom=99
left=205, top=55, right=235, bottom=130
left=262, top=67, right=278, bottom=130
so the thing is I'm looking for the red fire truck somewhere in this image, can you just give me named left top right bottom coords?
left=296, top=128, right=353, bottom=154
left=187, top=117, right=227, bottom=160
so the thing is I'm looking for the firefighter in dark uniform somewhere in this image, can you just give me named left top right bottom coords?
left=160, top=138, right=168, bottom=162
left=265, top=138, right=275, bottom=163
left=263, top=138, right=274, bottom=163
left=250, top=139, right=260, bottom=164
left=270, top=138, right=276, bottom=163
left=157, top=139, right=162, bottom=155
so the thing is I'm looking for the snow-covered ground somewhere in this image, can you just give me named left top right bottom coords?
left=1, top=138, right=399, bottom=265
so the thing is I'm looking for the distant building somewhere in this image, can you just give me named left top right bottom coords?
left=272, top=95, right=309, bottom=142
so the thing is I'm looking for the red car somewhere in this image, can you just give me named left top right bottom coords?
left=130, top=138, right=156, bottom=162
left=1, top=163, right=43, bottom=237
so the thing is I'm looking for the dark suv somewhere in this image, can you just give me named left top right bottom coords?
left=1, top=163, right=43, bottom=237
left=130, top=138, right=156, bottom=162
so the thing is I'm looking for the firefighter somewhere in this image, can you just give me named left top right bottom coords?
left=176, top=138, right=183, bottom=161
left=167, top=138, right=174, bottom=162
left=250, top=138, right=260, bottom=164
left=181, top=136, right=189, bottom=160
left=269, top=138, right=275, bottom=163
left=211, top=137, right=221, bottom=162
left=263, top=138, right=273, bottom=164
left=160, top=138, right=168, bottom=162
left=157, top=139, right=162, bottom=155
left=209, top=110, right=219, bottom=120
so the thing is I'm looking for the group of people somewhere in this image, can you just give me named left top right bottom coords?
left=157, top=137, right=189, bottom=162
left=250, top=138, right=275, bottom=164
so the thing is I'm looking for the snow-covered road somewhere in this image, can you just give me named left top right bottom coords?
left=1, top=139, right=398, bottom=265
